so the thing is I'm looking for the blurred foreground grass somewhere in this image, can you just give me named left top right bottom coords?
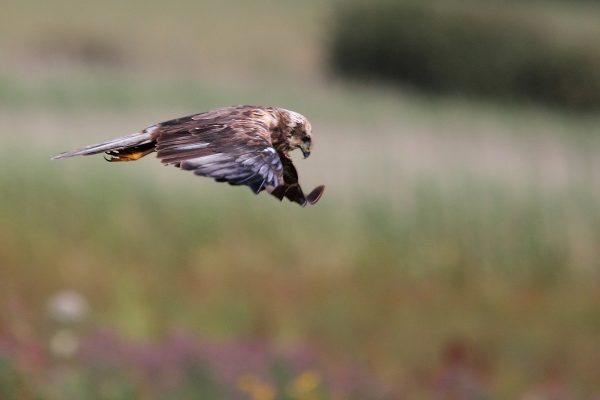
left=1, top=75, right=600, bottom=397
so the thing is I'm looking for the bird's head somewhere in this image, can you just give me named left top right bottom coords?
left=280, top=109, right=313, bottom=158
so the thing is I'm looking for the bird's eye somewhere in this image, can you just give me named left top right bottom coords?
left=302, top=136, right=311, bottom=143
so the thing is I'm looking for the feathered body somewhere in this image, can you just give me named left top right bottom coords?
left=53, top=105, right=324, bottom=206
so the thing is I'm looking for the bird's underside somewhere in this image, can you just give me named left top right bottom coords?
left=52, top=105, right=325, bottom=206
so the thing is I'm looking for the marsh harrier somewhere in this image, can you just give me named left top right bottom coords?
left=53, top=106, right=325, bottom=206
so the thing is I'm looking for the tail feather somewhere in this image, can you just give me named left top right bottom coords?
left=52, top=131, right=154, bottom=160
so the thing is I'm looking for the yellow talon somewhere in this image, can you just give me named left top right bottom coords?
left=105, top=148, right=154, bottom=162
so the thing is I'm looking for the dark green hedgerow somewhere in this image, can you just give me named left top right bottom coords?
left=330, top=1, right=600, bottom=110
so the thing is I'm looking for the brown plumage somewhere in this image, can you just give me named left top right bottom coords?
left=52, top=105, right=325, bottom=206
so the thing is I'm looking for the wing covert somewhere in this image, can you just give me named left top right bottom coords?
left=154, top=108, right=284, bottom=193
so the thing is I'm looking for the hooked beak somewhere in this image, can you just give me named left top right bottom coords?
left=300, top=142, right=311, bottom=159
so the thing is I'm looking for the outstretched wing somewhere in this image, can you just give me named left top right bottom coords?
left=154, top=106, right=284, bottom=193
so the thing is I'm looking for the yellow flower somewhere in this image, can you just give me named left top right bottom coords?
left=237, top=373, right=276, bottom=400
left=286, top=370, right=322, bottom=399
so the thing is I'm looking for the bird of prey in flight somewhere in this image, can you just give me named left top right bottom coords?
left=53, top=105, right=325, bottom=206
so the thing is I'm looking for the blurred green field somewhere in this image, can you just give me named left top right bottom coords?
left=2, top=75, right=600, bottom=397
left=1, top=0, right=600, bottom=398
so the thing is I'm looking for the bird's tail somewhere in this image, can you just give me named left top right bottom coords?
left=52, top=130, right=155, bottom=160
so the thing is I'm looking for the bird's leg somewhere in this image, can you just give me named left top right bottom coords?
left=104, top=147, right=154, bottom=162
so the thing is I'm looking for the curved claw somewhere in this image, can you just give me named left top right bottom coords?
left=104, top=148, right=154, bottom=162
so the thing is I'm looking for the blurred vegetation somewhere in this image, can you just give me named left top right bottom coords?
left=331, top=0, right=600, bottom=110
left=2, top=0, right=600, bottom=398
left=2, top=113, right=600, bottom=396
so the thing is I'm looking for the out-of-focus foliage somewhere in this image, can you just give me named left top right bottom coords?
left=0, top=331, right=385, bottom=399
left=2, top=0, right=600, bottom=398
left=330, top=0, right=600, bottom=110
left=2, top=101, right=600, bottom=396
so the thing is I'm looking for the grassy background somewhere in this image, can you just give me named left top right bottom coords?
left=1, top=0, right=600, bottom=398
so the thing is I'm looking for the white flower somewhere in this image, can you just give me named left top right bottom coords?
left=46, top=289, right=89, bottom=324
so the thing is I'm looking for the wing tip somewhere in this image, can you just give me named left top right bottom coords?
left=306, top=185, right=325, bottom=205
left=269, top=184, right=324, bottom=207
left=51, top=153, right=68, bottom=160
left=51, top=149, right=94, bottom=160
